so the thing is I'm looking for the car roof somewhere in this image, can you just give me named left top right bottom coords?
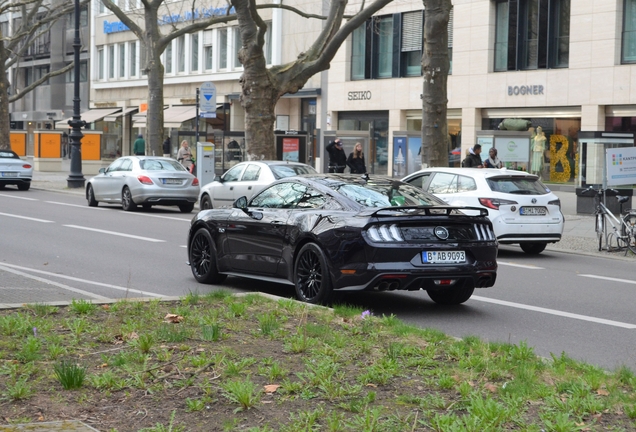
left=238, top=160, right=313, bottom=167
left=408, top=167, right=538, bottom=179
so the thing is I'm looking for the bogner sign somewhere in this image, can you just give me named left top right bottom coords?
left=348, top=91, right=372, bottom=101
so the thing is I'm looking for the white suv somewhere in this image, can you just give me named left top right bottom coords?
left=402, top=167, right=564, bottom=254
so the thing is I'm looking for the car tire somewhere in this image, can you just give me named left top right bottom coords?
left=0, top=184, right=5, bottom=190
left=519, top=242, right=547, bottom=255
left=17, top=183, right=30, bottom=191
left=87, top=185, right=98, bottom=207
left=294, top=243, right=333, bottom=305
left=121, top=186, right=137, bottom=211
left=142, top=203, right=152, bottom=211
left=427, top=284, right=475, bottom=305
left=201, top=195, right=213, bottom=210
left=189, top=227, right=227, bottom=284
left=179, top=203, right=195, bottom=213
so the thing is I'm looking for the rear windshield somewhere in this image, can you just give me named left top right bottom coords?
left=331, top=181, right=445, bottom=208
left=140, top=159, right=187, bottom=171
left=0, top=151, right=19, bottom=159
left=270, top=164, right=317, bottom=179
left=486, top=177, right=549, bottom=195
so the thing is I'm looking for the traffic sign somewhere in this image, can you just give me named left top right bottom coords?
left=199, top=81, right=217, bottom=116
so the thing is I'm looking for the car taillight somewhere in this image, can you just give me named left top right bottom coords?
left=137, top=175, right=153, bottom=185
left=367, top=224, right=404, bottom=242
left=192, top=178, right=199, bottom=186
left=478, top=197, right=518, bottom=210
left=22, top=164, right=32, bottom=169
left=548, top=199, right=561, bottom=208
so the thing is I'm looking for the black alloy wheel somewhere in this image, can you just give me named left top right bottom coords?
left=201, top=195, right=213, bottom=210
left=189, top=228, right=227, bottom=284
left=87, top=185, right=98, bottom=207
left=427, top=284, right=475, bottom=305
left=294, top=243, right=332, bottom=304
left=121, top=186, right=137, bottom=211
left=519, top=242, right=547, bottom=255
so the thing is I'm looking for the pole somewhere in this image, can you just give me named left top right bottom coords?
left=195, top=88, right=199, bottom=143
left=66, top=0, right=85, bottom=188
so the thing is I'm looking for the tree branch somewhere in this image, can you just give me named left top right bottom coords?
left=9, top=62, right=74, bottom=103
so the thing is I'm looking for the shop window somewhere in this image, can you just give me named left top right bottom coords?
left=623, top=0, right=636, bottom=63
left=494, top=0, right=570, bottom=71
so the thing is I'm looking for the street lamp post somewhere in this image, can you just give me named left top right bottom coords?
left=66, top=0, right=85, bottom=188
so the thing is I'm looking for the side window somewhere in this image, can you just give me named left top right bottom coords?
left=120, top=159, right=133, bottom=171
left=250, top=183, right=310, bottom=209
left=107, top=159, right=123, bottom=172
left=457, top=175, right=477, bottom=192
left=427, top=173, right=456, bottom=194
left=241, top=164, right=261, bottom=181
left=296, top=187, right=327, bottom=209
left=404, top=173, right=431, bottom=190
left=223, top=164, right=244, bottom=182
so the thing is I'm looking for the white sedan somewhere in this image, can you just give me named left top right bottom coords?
left=402, top=167, right=564, bottom=254
left=0, top=150, right=32, bottom=191
left=199, top=160, right=317, bottom=209
left=86, top=156, right=200, bottom=213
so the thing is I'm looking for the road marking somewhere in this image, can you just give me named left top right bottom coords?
left=46, top=201, right=106, bottom=210
left=64, top=224, right=165, bottom=242
left=0, top=263, right=165, bottom=298
left=472, top=295, right=636, bottom=329
left=121, top=211, right=192, bottom=222
left=0, top=264, right=110, bottom=300
left=0, top=193, right=37, bottom=201
left=0, top=212, right=54, bottom=223
left=497, top=261, right=545, bottom=269
left=580, top=274, right=636, bottom=285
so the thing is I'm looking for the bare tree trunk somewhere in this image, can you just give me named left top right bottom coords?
left=145, top=45, right=165, bottom=157
left=0, top=38, right=10, bottom=150
left=421, top=0, right=452, bottom=168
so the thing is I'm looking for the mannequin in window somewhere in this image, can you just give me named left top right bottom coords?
left=531, top=126, right=546, bottom=177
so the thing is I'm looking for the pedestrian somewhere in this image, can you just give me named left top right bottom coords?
left=346, top=142, right=367, bottom=174
left=133, top=134, right=145, bottom=156
left=326, top=138, right=346, bottom=173
left=483, top=147, right=502, bottom=168
left=162, top=136, right=171, bottom=158
left=461, top=144, right=483, bottom=168
left=177, top=140, right=193, bottom=169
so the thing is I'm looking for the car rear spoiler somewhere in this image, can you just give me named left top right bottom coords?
left=370, top=205, right=489, bottom=217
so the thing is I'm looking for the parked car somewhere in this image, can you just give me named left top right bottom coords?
left=86, top=156, right=200, bottom=213
left=0, top=150, right=32, bottom=191
left=198, top=160, right=317, bottom=209
left=402, top=167, right=564, bottom=254
left=188, top=174, right=498, bottom=305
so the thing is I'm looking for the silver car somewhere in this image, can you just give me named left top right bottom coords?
left=86, top=156, right=200, bottom=213
left=198, top=160, right=317, bottom=209
left=0, top=150, right=32, bottom=191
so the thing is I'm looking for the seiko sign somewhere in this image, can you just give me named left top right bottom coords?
left=508, top=85, right=544, bottom=96
left=348, top=91, right=372, bottom=101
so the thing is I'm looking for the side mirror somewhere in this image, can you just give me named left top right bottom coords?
left=214, top=175, right=222, bottom=182
left=234, top=196, right=248, bottom=210
left=99, top=167, right=106, bottom=174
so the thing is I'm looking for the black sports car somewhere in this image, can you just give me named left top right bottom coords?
left=187, top=174, right=498, bottom=305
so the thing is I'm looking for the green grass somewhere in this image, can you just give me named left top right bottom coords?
left=0, top=294, right=635, bottom=431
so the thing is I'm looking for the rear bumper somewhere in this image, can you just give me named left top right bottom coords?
left=497, top=233, right=562, bottom=244
left=0, top=178, right=31, bottom=186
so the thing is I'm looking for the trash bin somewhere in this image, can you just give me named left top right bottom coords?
left=575, top=187, right=633, bottom=215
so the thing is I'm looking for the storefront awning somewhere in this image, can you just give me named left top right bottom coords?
left=55, top=108, right=122, bottom=129
left=133, top=105, right=202, bottom=128
left=104, top=107, right=138, bottom=122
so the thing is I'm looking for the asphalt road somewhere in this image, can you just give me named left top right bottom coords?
left=1, top=188, right=635, bottom=371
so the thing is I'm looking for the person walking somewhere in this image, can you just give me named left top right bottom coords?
left=133, top=134, right=145, bottom=156
left=177, top=140, right=193, bottom=170
left=346, top=142, right=367, bottom=174
left=461, top=144, right=483, bottom=168
left=326, top=138, right=347, bottom=173
left=162, top=136, right=172, bottom=158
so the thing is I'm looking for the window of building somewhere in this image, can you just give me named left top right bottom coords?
left=351, top=24, right=367, bottom=80
left=623, top=0, right=636, bottom=63
left=233, top=27, right=243, bottom=68
left=97, top=46, right=104, bottom=80
left=65, top=61, right=88, bottom=82
left=191, top=33, right=199, bottom=72
left=119, top=43, right=126, bottom=78
left=108, top=45, right=115, bottom=79
left=177, top=35, right=185, bottom=73
left=401, top=11, right=423, bottom=77
left=140, top=45, right=147, bottom=76
left=25, top=65, right=50, bottom=86
left=219, top=28, right=227, bottom=69
left=165, top=41, right=173, bottom=74
left=494, top=0, right=570, bottom=71
left=204, top=30, right=213, bottom=70
left=375, top=16, right=394, bottom=78
left=130, top=41, right=137, bottom=77
left=70, top=5, right=89, bottom=26
left=265, top=21, right=272, bottom=64
left=98, top=1, right=105, bottom=14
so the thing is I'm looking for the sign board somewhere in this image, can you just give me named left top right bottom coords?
left=495, top=137, right=530, bottom=163
left=199, top=82, right=217, bottom=118
left=606, top=147, right=636, bottom=186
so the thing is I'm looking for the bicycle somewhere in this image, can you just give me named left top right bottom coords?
left=582, top=186, right=636, bottom=255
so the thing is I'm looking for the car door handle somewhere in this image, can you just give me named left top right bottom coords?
left=229, top=186, right=234, bottom=190
left=271, top=220, right=285, bottom=225
left=248, top=186, right=252, bottom=190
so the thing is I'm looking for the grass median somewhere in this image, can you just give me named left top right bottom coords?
left=1, top=291, right=636, bottom=431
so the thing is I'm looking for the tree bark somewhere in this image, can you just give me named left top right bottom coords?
left=421, top=0, right=452, bottom=168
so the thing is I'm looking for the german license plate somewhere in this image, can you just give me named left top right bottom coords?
left=520, top=206, right=547, bottom=216
left=422, top=251, right=466, bottom=264
left=1, top=172, right=17, bottom=177
left=162, top=178, right=182, bottom=185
